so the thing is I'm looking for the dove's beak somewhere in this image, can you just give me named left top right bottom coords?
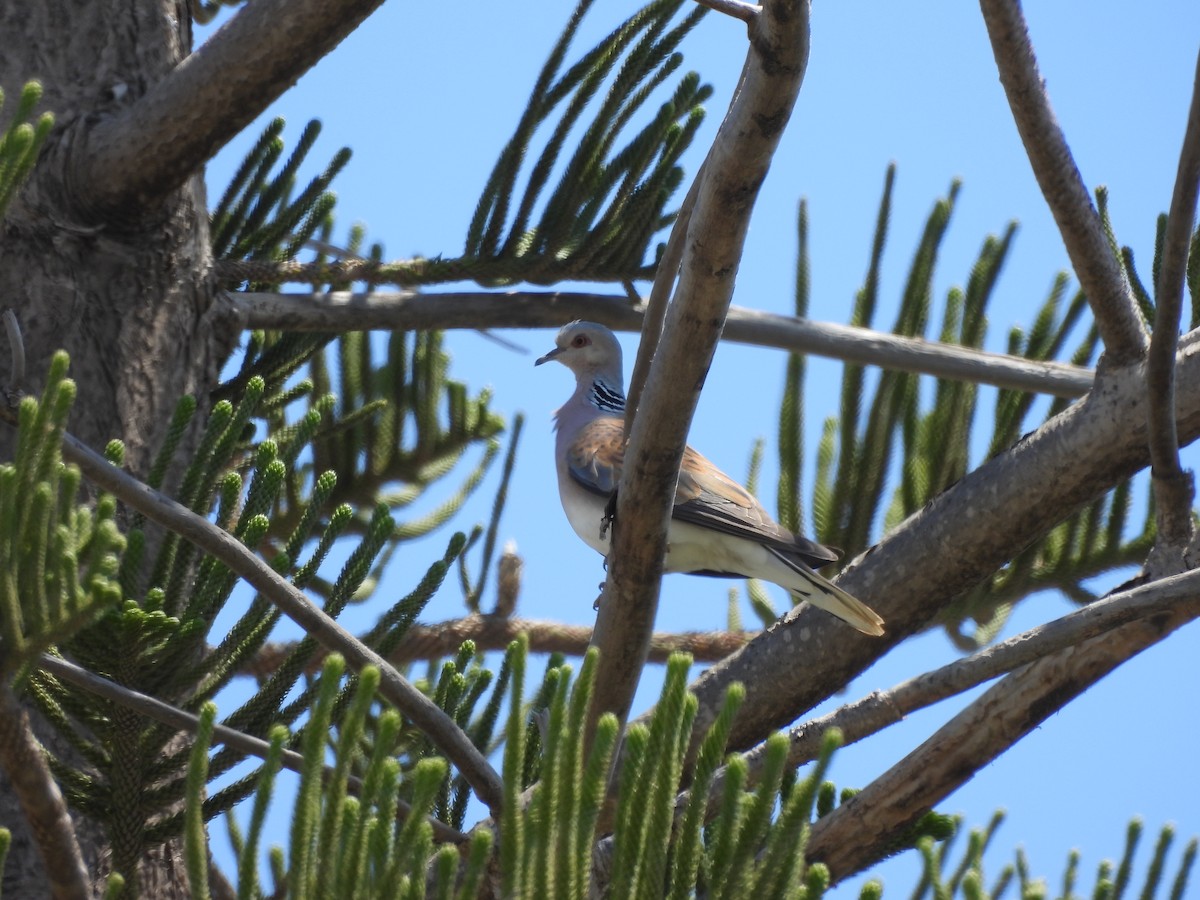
left=534, top=347, right=562, bottom=366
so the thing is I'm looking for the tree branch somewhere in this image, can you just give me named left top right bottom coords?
left=217, top=257, right=651, bottom=286
left=587, top=0, right=813, bottom=736
left=36, top=654, right=467, bottom=845
left=0, top=682, right=89, bottom=900
left=1148, top=45, right=1200, bottom=552
left=763, top=566, right=1200, bottom=783
left=803, top=585, right=1200, bottom=882
left=36, top=427, right=505, bottom=817
left=240, top=616, right=755, bottom=678
left=74, top=0, right=386, bottom=217
left=653, top=340, right=1200, bottom=770
left=979, top=0, right=1147, bottom=365
left=227, top=290, right=1095, bottom=397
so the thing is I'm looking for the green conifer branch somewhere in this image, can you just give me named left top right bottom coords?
left=232, top=724, right=285, bottom=898
left=212, top=118, right=285, bottom=254
left=461, top=0, right=708, bottom=285
left=0, top=354, right=123, bottom=679
left=184, top=702, right=216, bottom=900
left=0, top=81, right=53, bottom=217
left=765, top=169, right=1161, bottom=642
left=639, top=656, right=697, bottom=894
left=1170, top=837, right=1197, bottom=900
left=2, top=344, right=501, bottom=866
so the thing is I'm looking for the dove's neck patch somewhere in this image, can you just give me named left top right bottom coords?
left=589, top=378, right=626, bottom=414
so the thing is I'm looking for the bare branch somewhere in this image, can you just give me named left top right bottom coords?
left=656, top=340, right=1200, bottom=768
left=36, top=654, right=467, bottom=845
left=37, top=428, right=505, bottom=816
left=241, top=616, right=755, bottom=678
left=693, top=0, right=760, bottom=24
left=765, top=566, right=1200, bottom=781
left=1148, top=45, right=1200, bottom=552
left=588, top=0, right=814, bottom=736
left=724, top=304, right=1092, bottom=397
left=228, top=290, right=1095, bottom=397
left=0, top=683, right=88, bottom=900
left=74, top=0, right=386, bottom=217
left=979, top=0, right=1147, bottom=365
left=217, top=256, right=649, bottom=286
left=804, top=587, right=1200, bottom=882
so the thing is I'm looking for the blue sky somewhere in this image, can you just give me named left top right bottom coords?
left=201, top=2, right=1200, bottom=893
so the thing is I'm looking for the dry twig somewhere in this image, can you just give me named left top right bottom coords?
left=693, top=0, right=759, bottom=24
left=241, top=616, right=754, bottom=678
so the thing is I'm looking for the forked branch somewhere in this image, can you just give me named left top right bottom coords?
left=693, top=0, right=759, bottom=24
left=655, top=340, right=1200, bottom=767
left=624, top=170, right=704, bottom=433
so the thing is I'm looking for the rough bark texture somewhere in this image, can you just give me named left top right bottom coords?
left=0, top=1, right=237, bottom=895
left=0, top=2, right=235, bottom=473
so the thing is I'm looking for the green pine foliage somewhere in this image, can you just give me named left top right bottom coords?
left=211, top=119, right=507, bottom=585
left=8, top=347, right=494, bottom=886
left=0, top=352, right=124, bottom=680
left=211, top=116, right=350, bottom=268
left=164, top=639, right=1195, bottom=899
left=212, top=0, right=711, bottom=291
left=907, top=813, right=1197, bottom=900
left=465, top=0, right=711, bottom=285
left=0, top=80, right=53, bottom=218
left=769, top=164, right=1172, bottom=649
left=181, top=642, right=864, bottom=900
left=184, top=655, right=496, bottom=900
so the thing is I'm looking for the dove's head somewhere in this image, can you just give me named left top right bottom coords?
left=535, top=321, right=624, bottom=387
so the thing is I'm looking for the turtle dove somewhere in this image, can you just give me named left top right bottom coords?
left=536, top=320, right=884, bottom=636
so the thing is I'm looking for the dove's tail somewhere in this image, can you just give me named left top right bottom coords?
left=769, top=548, right=885, bottom=636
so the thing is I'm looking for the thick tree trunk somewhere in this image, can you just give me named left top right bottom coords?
left=0, top=0, right=235, bottom=473
left=0, top=1, right=237, bottom=895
